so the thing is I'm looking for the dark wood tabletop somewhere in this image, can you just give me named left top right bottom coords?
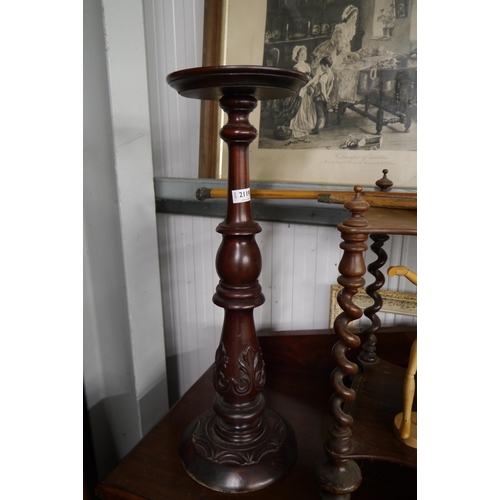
left=166, top=65, right=310, bottom=101
left=96, top=329, right=416, bottom=500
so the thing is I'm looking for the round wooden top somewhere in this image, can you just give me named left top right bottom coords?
left=167, top=65, right=310, bottom=101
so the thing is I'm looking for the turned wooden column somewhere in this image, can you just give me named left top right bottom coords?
left=315, top=186, right=370, bottom=500
left=167, top=66, right=308, bottom=494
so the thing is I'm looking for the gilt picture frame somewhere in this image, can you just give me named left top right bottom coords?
left=199, top=0, right=417, bottom=189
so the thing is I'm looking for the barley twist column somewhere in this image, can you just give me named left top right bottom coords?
left=315, top=186, right=370, bottom=499
left=359, top=233, right=389, bottom=363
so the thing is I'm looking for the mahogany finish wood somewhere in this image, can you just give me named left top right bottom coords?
left=166, top=66, right=309, bottom=493
left=316, top=186, right=417, bottom=499
left=167, top=65, right=309, bottom=101
left=95, top=330, right=416, bottom=500
left=358, top=234, right=389, bottom=363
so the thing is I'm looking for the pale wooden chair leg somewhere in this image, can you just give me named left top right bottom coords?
left=388, top=266, right=417, bottom=448
left=399, top=338, right=417, bottom=440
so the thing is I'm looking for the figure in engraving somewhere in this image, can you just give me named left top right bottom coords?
left=311, top=5, right=360, bottom=70
left=289, top=45, right=316, bottom=138
left=300, top=56, right=334, bottom=134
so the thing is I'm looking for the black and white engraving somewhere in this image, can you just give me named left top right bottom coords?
left=260, top=0, right=417, bottom=154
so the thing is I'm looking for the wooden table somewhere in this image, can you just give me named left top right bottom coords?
left=335, top=63, right=417, bottom=134
left=96, top=330, right=416, bottom=500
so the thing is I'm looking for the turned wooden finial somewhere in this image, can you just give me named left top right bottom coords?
left=343, top=186, right=370, bottom=228
left=375, top=169, right=393, bottom=191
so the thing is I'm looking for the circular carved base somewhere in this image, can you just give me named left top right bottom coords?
left=180, top=408, right=297, bottom=493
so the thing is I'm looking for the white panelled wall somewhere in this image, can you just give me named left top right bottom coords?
left=157, top=213, right=416, bottom=401
left=143, top=0, right=203, bottom=179
left=143, top=1, right=417, bottom=404
left=84, top=0, right=170, bottom=479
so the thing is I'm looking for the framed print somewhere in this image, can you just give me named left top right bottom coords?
left=199, top=0, right=417, bottom=189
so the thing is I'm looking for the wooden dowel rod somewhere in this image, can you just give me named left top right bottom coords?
left=317, top=193, right=417, bottom=210
left=196, top=187, right=416, bottom=201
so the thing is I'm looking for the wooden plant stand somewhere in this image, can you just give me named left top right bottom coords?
left=166, top=66, right=309, bottom=494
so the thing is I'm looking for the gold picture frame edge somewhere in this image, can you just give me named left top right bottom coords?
left=329, top=284, right=417, bottom=329
left=198, top=0, right=227, bottom=178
